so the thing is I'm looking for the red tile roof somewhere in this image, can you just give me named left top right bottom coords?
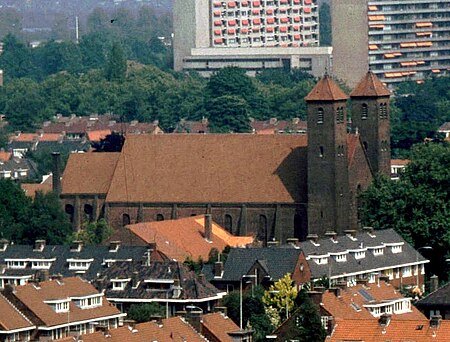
left=12, top=277, right=122, bottom=328
left=305, top=74, right=349, bottom=101
left=202, top=313, right=240, bottom=342
left=62, top=152, right=120, bottom=195
left=13, top=133, right=39, bottom=142
left=0, top=151, right=11, bottom=162
left=40, top=133, right=62, bottom=142
left=21, top=182, right=53, bottom=199
left=105, top=134, right=308, bottom=204
left=350, top=71, right=391, bottom=97
left=0, top=294, right=34, bottom=332
left=128, top=215, right=254, bottom=261
left=67, top=317, right=207, bottom=342
left=86, top=130, right=112, bottom=142
left=327, top=318, right=450, bottom=342
left=391, top=159, right=410, bottom=166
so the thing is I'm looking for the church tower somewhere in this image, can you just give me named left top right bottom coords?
left=350, top=71, right=391, bottom=176
left=305, top=74, right=350, bottom=237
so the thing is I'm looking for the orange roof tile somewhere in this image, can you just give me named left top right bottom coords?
left=128, top=215, right=254, bottom=261
left=327, top=318, right=450, bottom=342
left=14, top=133, right=39, bottom=142
left=304, top=74, right=349, bottom=102
left=71, top=317, right=207, bottom=342
left=105, top=134, right=308, bottom=204
left=21, top=182, right=53, bottom=199
left=87, top=130, right=112, bottom=142
left=12, top=277, right=122, bottom=328
left=350, top=70, right=391, bottom=97
left=391, top=159, right=410, bottom=166
left=40, top=133, right=62, bottom=142
left=202, top=313, right=240, bottom=341
left=0, top=151, right=11, bottom=162
left=62, top=152, right=120, bottom=195
left=0, top=294, right=34, bottom=332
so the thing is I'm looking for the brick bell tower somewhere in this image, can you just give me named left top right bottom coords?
left=350, top=71, right=392, bottom=177
left=305, top=74, right=351, bottom=237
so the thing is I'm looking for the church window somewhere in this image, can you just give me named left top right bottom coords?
left=65, top=204, right=74, bottom=223
left=336, top=107, right=344, bottom=123
left=84, top=204, right=94, bottom=222
left=379, top=103, right=388, bottom=119
left=317, top=108, right=324, bottom=124
left=361, top=104, right=368, bottom=120
left=224, top=214, right=233, bottom=233
left=156, top=214, right=164, bottom=221
left=257, top=215, right=268, bottom=245
left=122, top=213, right=131, bottom=227
left=319, top=146, right=324, bottom=158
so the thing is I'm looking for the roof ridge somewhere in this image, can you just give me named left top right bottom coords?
left=0, top=293, right=34, bottom=327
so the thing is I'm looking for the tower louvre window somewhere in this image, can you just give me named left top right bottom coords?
left=336, top=107, right=344, bottom=123
left=317, top=108, right=324, bottom=124
left=361, top=104, right=368, bottom=120
left=379, top=103, right=388, bottom=119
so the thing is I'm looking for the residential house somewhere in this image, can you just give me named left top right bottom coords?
left=438, top=122, right=450, bottom=141
left=250, top=118, right=307, bottom=135
left=0, top=293, right=35, bottom=342
left=416, top=280, right=450, bottom=319
left=95, top=260, right=227, bottom=315
left=1, top=277, right=125, bottom=341
left=206, top=247, right=310, bottom=292
left=126, top=215, right=254, bottom=261
left=0, top=154, right=36, bottom=180
left=21, top=174, right=53, bottom=199
left=59, top=312, right=250, bottom=342
left=391, top=159, right=410, bottom=180
left=174, top=118, right=209, bottom=133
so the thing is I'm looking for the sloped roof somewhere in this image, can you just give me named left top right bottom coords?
left=416, top=281, right=450, bottom=307
left=0, top=294, right=35, bottom=332
left=322, top=281, right=426, bottom=320
left=60, top=317, right=207, bottom=342
left=61, top=152, right=120, bottom=195
left=304, top=74, right=349, bottom=101
left=327, top=318, right=450, bottom=342
left=350, top=71, right=391, bottom=97
left=128, top=215, right=253, bottom=261
left=86, top=130, right=112, bottom=142
left=438, top=122, right=450, bottom=131
left=12, top=277, right=122, bottom=328
left=21, top=182, right=53, bottom=199
left=0, top=151, right=11, bottom=162
left=202, top=313, right=240, bottom=341
left=106, top=134, right=308, bottom=204
left=220, top=247, right=303, bottom=282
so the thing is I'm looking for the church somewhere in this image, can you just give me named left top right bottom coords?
left=59, top=71, right=391, bottom=244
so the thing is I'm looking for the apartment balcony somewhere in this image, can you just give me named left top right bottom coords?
left=369, top=27, right=450, bottom=36
left=368, top=0, right=450, bottom=6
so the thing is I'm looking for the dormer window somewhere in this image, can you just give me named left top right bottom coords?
left=391, top=245, right=402, bottom=254
left=309, top=255, right=328, bottom=265
left=354, top=251, right=366, bottom=260
left=112, top=279, right=130, bottom=291
left=334, top=254, right=347, bottom=262
left=67, top=258, right=93, bottom=271
left=6, top=259, right=27, bottom=269
left=45, top=299, right=70, bottom=313
left=373, top=248, right=384, bottom=256
left=31, top=260, right=54, bottom=270
left=72, top=294, right=103, bottom=309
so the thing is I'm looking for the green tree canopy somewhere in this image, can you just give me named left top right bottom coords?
left=360, top=142, right=450, bottom=280
left=105, top=42, right=127, bottom=82
left=72, top=219, right=112, bottom=246
left=206, top=95, right=252, bottom=133
left=127, top=303, right=165, bottom=323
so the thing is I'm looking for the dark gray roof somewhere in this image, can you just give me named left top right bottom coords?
left=0, top=243, right=151, bottom=282
left=416, top=282, right=450, bottom=307
left=219, top=248, right=303, bottom=282
left=297, top=229, right=428, bottom=279
left=98, top=261, right=222, bottom=301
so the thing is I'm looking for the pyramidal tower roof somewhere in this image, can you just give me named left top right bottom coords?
left=350, top=70, right=391, bottom=97
left=304, top=73, right=349, bottom=102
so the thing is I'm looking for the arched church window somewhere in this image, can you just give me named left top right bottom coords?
left=84, top=204, right=94, bottom=223
left=156, top=214, right=164, bottom=221
left=361, top=104, right=368, bottom=120
left=224, top=214, right=233, bottom=233
left=122, top=213, right=131, bottom=227
left=317, top=108, right=324, bottom=124
left=257, top=215, right=268, bottom=245
left=65, top=204, right=74, bottom=223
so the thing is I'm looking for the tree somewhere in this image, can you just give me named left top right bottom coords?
left=105, top=42, right=127, bottom=82
left=0, top=179, right=31, bottom=241
left=92, top=132, right=125, bottom=152
left=262, top=273, right=298, bottom=327
left=319, top=3, right=332, bottom=46
left=206, top=95, right=252, bottom=133
left=278, top=290, right=326, bottom=342
left=73, top=219, right=112, bottom=246
left=360, top=142, right=450, bottom=280
left=21, top=191, right=73, bottom=245
left=127, top=303, right=165, bottom=323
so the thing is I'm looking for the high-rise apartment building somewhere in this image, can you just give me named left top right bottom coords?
left=174, top=0, right=332, bottom=77
left=333, top=0, right=450, bottom=88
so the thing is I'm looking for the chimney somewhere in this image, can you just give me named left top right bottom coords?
left=307, top=234, right=319, bottom=244
left=325, top=231, right=338, bottom=242
left=204, top=214, right=212, bottom=242
left=363, top=226, right=375, bottom=235
left=344, top=230, right=357, bottom=239
left=36, top=269, right=49, bottom=282
left=214, top=261, right=224, bottom=277
left=378, top=314, right=391, bottom=327
left=70, top=240, right=83, bottom=252
left=186, top=309, right=202, bottom=334
left=0, top=239, right=8, bottom=252
left=429, top=275, right=439, bottom=293
left=269, top=117, right=277, bottom=125
left=330, top=287, right=341, bottom=297
left=51, top=152, right=62, bottom=195
left=286, top=238, right=299, bottom=246
left=34, top=240, right=46, bottom=252
left=308, top=290, right=323, bottom=307
left=214, top=306, right=228, bottom=316
left=267, top=240, right=279, bottom=247
left=109, top=241, right=121, bottom=252
left=292, top=117, right=300, bottom=125
left=430, top=315, right=442, bottom=329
